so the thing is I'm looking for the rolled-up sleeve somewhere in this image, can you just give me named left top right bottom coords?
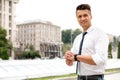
left=92, top=34, right=109, bottom=65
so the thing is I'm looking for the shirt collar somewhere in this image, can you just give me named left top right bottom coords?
left=84, top=25, right=95, bottom=33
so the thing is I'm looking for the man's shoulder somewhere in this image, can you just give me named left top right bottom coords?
left=92, top=27, right=106, bottom=34
left=93, top=27, right=109, bottom=40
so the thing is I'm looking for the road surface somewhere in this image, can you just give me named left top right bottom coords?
left=56, top=72, right=120, bottom=80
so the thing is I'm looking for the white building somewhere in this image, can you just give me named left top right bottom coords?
left=0, top=0, right=19, bottom=59
left=16, top=20, right=63, bottom=58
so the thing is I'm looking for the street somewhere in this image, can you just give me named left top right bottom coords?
left=56, top=72, right=120, bottom=80
left=105, top=72, right=120, bottom=80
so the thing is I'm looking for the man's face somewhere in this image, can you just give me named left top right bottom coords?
left=76, top=9, right=92, bottom=29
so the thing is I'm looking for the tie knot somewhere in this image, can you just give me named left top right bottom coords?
left=83, top=32, right=87, bottom=36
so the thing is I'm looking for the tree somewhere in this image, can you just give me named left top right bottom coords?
left=108, top=42, right=112, bottom=58
left=62, top=43, right=71, bottom=55
left=17, top=44, right=41, bottom=59
left=29, top=44, right=35, bottom=51
left=0, top=27, right=11, bottom=60
left=62, top=28, right=82, bottom=44
left=62, top=29, right=71, bottom=43
left=62, top=28, right=82, bottom=55
left=72, top=28, right=82, bottom=43
left=117, top=41, right=120, bottom=58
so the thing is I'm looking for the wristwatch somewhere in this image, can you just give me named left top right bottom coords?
left=74, top=54, right=78, bottom=61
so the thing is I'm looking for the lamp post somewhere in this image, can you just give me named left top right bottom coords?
left=71, top=29, right=73, bottom=47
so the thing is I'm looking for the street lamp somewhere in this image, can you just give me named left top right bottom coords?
left=71, top=29, right=73, bottom=47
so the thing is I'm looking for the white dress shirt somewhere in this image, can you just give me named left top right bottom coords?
left=71, top=26, right=109, bottom=75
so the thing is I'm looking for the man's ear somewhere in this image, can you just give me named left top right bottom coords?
left=90, top=15, right=92, bottom=20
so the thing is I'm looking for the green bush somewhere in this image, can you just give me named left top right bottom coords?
left=17, top=51, right=41, bottom=59
left=0, top=47, right=9, bottom=60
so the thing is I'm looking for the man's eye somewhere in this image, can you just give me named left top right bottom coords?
left=83, top=14, right=88, bottom=17
left=78, top=16, right=82, bottom=18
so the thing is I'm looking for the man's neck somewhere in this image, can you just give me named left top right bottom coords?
left=83, top=24, right=91, bottom=32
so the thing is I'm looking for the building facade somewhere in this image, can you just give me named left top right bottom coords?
left=0, top=0, right=19, bottom=58
left=16, top=20, right=63, bottom=58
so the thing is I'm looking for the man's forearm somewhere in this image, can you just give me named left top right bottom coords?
left=77, top=55, right=96, bottom=65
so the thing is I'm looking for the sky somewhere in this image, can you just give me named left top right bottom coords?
left=15, top=0, right=120, bottom=36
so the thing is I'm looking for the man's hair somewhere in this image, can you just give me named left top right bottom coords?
left=76, top=4, right=91, bottom=12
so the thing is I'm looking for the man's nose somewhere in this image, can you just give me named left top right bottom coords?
left=81, top=16, right=85, bottom=20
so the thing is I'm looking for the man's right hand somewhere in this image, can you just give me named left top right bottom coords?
left=64, top=51, right=74, bottom=66
left=65, top=59, right=73, bottom=66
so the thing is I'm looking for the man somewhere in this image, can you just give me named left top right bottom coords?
left=64, top=4, right=109, bottom=80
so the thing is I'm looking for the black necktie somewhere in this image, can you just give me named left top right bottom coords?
left=78, top=32, right=87, bottom=55
left=76, top=32, right=87, bottom=74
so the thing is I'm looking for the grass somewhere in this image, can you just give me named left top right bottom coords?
left=28, top=68, right=120, bottom=80
left=28, top=74, right=76, bottom=80
left=105, top=68, right=120, bottom=74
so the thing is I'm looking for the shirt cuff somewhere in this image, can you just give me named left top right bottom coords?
left=91, top=54, right=105, bottom=65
